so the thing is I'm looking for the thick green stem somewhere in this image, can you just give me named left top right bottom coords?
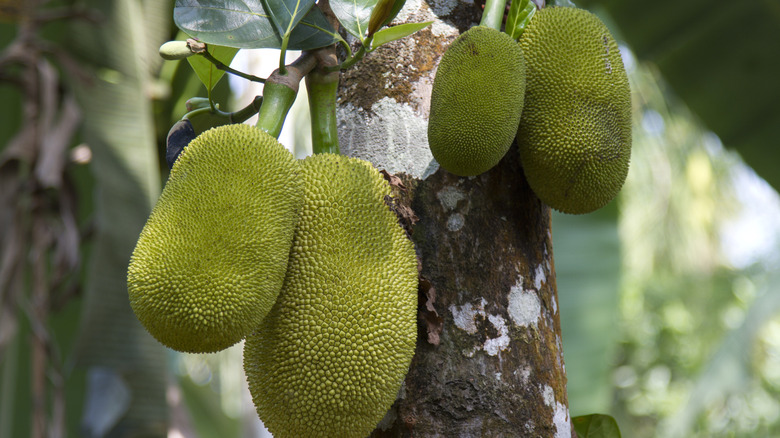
left=306, top=48, right=340, bottom=154
left=255, top=53, right=317, bottom=138
left=256, top=82, right=296, bottom=138
left=480, top=0, right=505, bottom=30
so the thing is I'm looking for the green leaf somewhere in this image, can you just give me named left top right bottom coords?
left=186, top=44, right=239, bottom=91
left=329, top=0, right=378, bottom=41
left=287, top=7, right=341, bottom=49
left=576, top=0, right=780, bottom=195
left=553, top=207, right=621, bottom=415
left=261, top=0, right=315, bottom=37
left=506, top=0, right=536, bottom=40
left=174, top=0, right=337, bottom=50
left=572, top=414, right=622, bottom=438
left=370, top=21, right=432, bottom=50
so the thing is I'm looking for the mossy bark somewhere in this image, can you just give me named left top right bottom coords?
left=336, top=1, right=571, bottom=436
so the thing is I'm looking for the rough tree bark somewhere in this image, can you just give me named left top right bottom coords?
left=335, top=1, right=572, bottom=436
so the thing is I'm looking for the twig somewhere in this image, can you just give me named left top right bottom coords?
left=187, top=39, right=266, bottom=83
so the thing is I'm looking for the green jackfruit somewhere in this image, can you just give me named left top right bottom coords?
left=244, top=154, right=418, bottom=438
left=428, top=26, right=526, bottom=176
left=517, top=7, right=631, bottom=214
left=127, top=123, right=302, bottom=353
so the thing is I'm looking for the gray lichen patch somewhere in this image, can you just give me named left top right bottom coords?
left=449, top=298, right=511, bottom=357
left=337, top=98, right=435, bottom=178
left=542, top=384, right=572, bottom=438
left=483, top=314, right=510, bottom=356
left=446, top=213, right=465, bottom=231
left=436, top=185, right=466, bottom=211
left=507, top=280, right=542, bottom=329
left=449, top=298, right=486, bottom=334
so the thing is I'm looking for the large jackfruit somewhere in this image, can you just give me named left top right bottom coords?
left=517, top=7, right=631, bottom=214
left=244, top=154, right=418, bottom=438
left=428, top=26, right=526, bottom=176
left=127, top=123, right=302, bottom=353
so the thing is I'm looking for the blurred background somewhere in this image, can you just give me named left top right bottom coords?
left=1, top=0, right=779, bottom=437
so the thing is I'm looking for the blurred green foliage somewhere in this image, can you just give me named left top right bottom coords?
left=577, top=0, right=780, bottom=195
left=554, top=202, right=621, bottom=415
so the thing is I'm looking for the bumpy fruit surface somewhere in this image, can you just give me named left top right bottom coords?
left=244, top=154, right=418, bottom=438
left=128, top=123, right=302, bottom=353
left=517, top=7, right=631, bottom=214
left=428, top=26, right=526, bottom=176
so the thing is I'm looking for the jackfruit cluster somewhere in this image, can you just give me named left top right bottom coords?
left=244, top=153, right=418, bottom=438
left=127, top=124, right=302, bottom=353
left=129, top=122, right=418, bottom=433
left=428, top=26, right=526, bottom=176
left=517, top=7, right=631, bottom=214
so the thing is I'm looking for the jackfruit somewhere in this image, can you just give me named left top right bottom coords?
left=127, top=123, right=302, bottom=353
left=244, top=154, right=418, bottom=438
left=517, top=6, right=631, bottom=214
left=428, top=26, right=526, bottom=176
left=166, top=106, right=231, bottom=169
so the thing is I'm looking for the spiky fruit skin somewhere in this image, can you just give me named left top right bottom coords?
left=517, top=7, right=631, bottom=214
left=428, top=26, right=526, bottom=176
left=244, top=154, right=418, bottom=438
left=127, top=123, right=302, bottom=353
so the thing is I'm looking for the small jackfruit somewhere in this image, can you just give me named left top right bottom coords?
left=428, top=26, right=526, bottom=176
left=128, top=123, right=302, bottom=353
left=244, top=154, right=418, bottom=438
left=517, top=7, right=631, bottom=214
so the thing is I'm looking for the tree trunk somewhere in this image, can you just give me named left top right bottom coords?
left=336, top=2, right=571, bottom=436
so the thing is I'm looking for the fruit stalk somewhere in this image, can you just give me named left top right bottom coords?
left=480, top=0, right=506, bottom=30
left=256, top=53, right=317, bottom=138
left=306, top=47, right=340, bottom=154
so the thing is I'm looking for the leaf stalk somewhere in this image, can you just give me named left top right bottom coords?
left=480, top=0, right=506, bottom=30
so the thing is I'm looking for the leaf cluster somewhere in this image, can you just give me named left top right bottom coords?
left=161, top=0, right=431, bottom=144
left=173, top=0, right=429, bottom=76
